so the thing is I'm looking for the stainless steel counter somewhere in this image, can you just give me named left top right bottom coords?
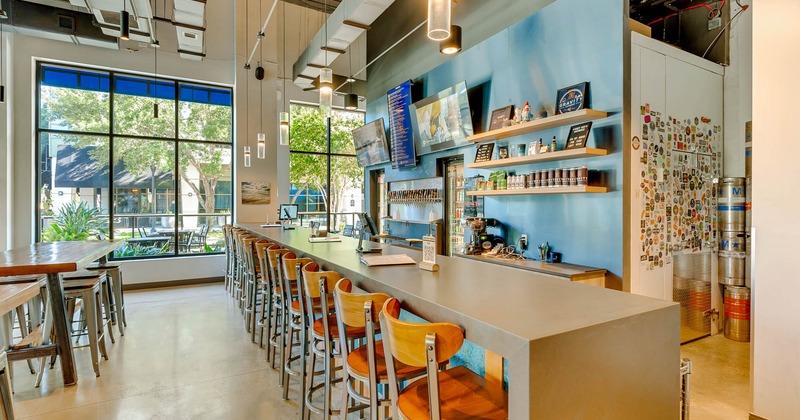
left=239, top=223, right=680, bottom=419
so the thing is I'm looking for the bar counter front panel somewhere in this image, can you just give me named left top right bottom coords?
left=239, top=224, right=679, bottom=418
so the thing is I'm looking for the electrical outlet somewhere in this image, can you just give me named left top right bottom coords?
left=519, top=234, right=528, bottom=250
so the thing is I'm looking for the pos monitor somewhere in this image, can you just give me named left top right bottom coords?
left=278, top=204, right=298, bottom=230
left=356, top=213, right=381, bottom=254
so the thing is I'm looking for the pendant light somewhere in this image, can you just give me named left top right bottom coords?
left=344, top=45, right=358, bottom=110
left=256, top=0, right=266, bottom=159
left=120, top=0, right=130, bottom=41
left=427, top=0, right=451, bottom=41
left=319, top=0, right=332, bottom=116
left=0, top=23, right=5, bottom=104
left=439, top=25, right=462, bottom=55
left=243, top=0, right=251, bottom=168
left=152, top=0, right=160, bottom=118
left=278, top=0, right=290, bottom=147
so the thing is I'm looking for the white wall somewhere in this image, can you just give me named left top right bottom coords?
left=0, top=31, right=13, bottom=252
left=723, top=0, right=752, bottom=176
left=752, top=1, right=800, bottom=418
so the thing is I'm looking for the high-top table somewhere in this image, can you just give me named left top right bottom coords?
left=0, top=240, right=123, bottom=386
left=239, top=224, right=680, bottom=419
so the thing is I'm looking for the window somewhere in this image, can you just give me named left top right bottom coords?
left=288, top=104, right=365, bottom=232
left=36, top=63, right=233, bottom=259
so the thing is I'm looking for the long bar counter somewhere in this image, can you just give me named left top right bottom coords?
left=239, top=223, right=680, bottom=419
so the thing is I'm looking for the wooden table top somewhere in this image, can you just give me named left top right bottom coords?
left=0, top=241, right=124, bottom=277
left=0, top=280, right=45, bottom=315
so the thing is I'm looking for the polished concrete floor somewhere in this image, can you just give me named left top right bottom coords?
left=9, top=283, right=752, bottom=419
left=681, top=334, right=752, bottom=419
left=12, top=283, right=301, bottom=419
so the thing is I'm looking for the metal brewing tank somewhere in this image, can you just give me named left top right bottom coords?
left=718, top=177, right=747, bottom=287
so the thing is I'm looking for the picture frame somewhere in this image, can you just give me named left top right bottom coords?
left=474, top=143, right=495, bottom=163
left=556, top=82, right=590, bottom=115
left=498, top=145, right=509, bottom=160
left=565, top=121, right=593, bottom=150
left=488, top=105, right=515, bottom=131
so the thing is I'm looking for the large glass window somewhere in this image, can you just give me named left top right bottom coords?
left=36, top=63, right=233, bottom=259
left=289, top=104, right=364, bottom=232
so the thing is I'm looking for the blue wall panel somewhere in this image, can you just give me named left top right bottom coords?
left=366, top=0, right=624, bottom=281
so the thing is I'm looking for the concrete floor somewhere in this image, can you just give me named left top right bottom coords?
left=681, top=334, right=752, bottom=419
left=8, top=283, right=753, bottom=419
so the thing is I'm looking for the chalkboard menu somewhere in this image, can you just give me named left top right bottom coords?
left=387, top=81, right=417, bottom=168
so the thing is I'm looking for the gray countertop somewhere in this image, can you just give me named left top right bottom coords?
left=240, top=224, right=680, bottom=418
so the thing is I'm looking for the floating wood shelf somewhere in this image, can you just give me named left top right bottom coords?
left=467, top=109, right=609, bottom=143
left=466, top=186, right=608, bottom=196
left=467, top=147, right=608, bottom=169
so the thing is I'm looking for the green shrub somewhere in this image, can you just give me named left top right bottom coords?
left=42, top=201, right=108, bottom=241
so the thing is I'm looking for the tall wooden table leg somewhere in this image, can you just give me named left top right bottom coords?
left=485, top=350, right=504, bottom=386
left=46, top=273, right=77, bottom=386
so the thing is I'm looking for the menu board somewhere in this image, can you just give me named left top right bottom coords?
left=387, top=81, right=417, bottom=168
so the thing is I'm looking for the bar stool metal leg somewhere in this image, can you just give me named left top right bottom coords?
left=0, top=351, right=15, bottom=420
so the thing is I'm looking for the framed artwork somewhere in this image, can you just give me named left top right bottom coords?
left=556, top=82, right=590, bottom=114
left=565, top=122, right=593, bottom=149
left=488, top=105, right=514, bottom=131
left=241, top=181, right=271, bottom=205
left=474, top=143, right=495, bottom=163
left=498, top=145, right=509, bottom=159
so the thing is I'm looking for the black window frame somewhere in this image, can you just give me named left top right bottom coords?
left=34, top=61, right=235, bottom=260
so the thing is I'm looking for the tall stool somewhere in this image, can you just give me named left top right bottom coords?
left=379, top=298, right=508, bottom=419
left=254, top=242, right=279, bottom=350
left=265, top=248, right=291, bottom=367
left=278, top=254, right=312, bottom=403
left=223, top=225, right=234, bottom=292
left=86, top=262, right=126, bottom=336
left=239, top=236, right=258, bottom=334
left=62, top=271, right=111, bottom=377
left=0, top=350, right=14, bottom=420
left=303, top=268, right=369, bottom=420
left=333, top=279, right=425, bottom=420
left=246, top=239, right=270, bottom=343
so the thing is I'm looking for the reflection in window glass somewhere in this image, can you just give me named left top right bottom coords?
left=330, top=110, right=363, bottom=155
left=38, top=133, right=110, bottom=241
left=330, top=156, right=364, bottom=231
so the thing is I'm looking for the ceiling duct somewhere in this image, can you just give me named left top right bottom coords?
left=173, top=0, right=206, bottom=60
left=292, top=0, right=394, bottom=89
left=5, top=0, right=118, bottom=49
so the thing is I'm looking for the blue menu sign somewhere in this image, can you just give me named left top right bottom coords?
left=387, top=81, right=417, bottom=168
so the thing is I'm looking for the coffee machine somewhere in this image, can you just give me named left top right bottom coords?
left=464, top=218, right=505, bottom=255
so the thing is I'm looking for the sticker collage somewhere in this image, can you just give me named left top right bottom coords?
left=636, top=103, right=722, bottom=271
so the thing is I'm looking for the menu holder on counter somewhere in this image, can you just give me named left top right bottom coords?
left=360, top=254, right=416, bottom=267
left=419, top=235, right=439, bottom=272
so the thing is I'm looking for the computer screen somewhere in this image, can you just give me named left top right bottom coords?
left=360, top=213, right=378, bottom=236
left=278, top=204, right=299, bottom=221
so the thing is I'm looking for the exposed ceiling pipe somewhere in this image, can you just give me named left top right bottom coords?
left=244, top=0, right=279, bottom=69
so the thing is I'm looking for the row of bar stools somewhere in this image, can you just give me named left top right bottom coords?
left=86, top=262, right=126, bottom=336
left=61, top=271, right=112, bottom=377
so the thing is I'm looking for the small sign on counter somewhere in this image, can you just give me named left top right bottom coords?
left=419, top=235, right=439, bottom=272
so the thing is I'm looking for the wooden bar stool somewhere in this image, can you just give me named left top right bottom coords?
left=0, top=350, right=13, bottom=420
left=265, top=248, right=291, bottom=368
left=254, top=242, right=279, bottom=351
left=223, top=225, right=235, bottom=293
left=278, top=253, right=313, bottom=401
left=300, top=264, right=350, bottom=420
left=333, top=279, right=426, bottom=420
left=247, top=239, right=270, bottom=343
left=379, top=298, right=508, bottom=420
left=86, top=262, right=126, bottom=336
left=239, top=236, right=258, bottom=335
left=61, top=271, right=111, bottom=377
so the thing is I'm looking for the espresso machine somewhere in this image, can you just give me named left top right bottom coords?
left=464, top=217, right=505, bottom=255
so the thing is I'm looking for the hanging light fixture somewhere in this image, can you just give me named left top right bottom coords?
left=319, top=68, right=333, bottom=116
left=0, top=23, right=5, bottom=103
left=427, top=0, right=451, bottom=41
left=257, top=132, right=266, bottom=159
left=120, top=0, right=130, bottom=41
left=255, top=0, right=266, bottom=159
left=243, top=0, right=251, bottom=168
left=278, top=0, right=290, bottom=147
left=439, top=25, right=462, bottom=55
left=152, top=0, right=160, bottom=118
left=344, top=94, right=358, bottom=111
left=319, top=0, right=332, bottom=116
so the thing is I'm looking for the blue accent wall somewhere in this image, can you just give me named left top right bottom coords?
left=366, top=0, right=624, bottom=281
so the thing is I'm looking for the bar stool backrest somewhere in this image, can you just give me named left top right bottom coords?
left=281, top=255, right=312, bottom=308
left=379, top=298, right=464, bottom=419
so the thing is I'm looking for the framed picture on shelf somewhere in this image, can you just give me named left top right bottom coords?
left=474, top=143, right=495, bottom=163
left=498, top=145, right=509, bottom=159
left=565, top=121, right=593, bottom=150
left=488, top=105, right=515, bottom=131
left=556, top=82, right=590, bottom=114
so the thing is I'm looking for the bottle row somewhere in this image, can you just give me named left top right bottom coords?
left=473, top=166, right=590, bottom=191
